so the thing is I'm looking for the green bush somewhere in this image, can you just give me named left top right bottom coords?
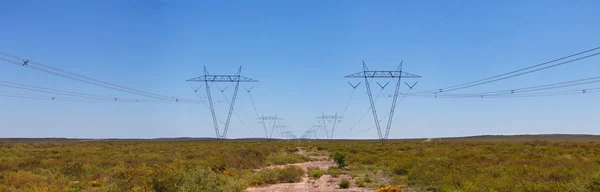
left=331, top=151, right=348, bottom=168
left=308, top=167, right=324, bottom=179
left=266, top=153, right=310, bottom=166
left=339, top=179, right=350, bottom=188
left=392, top=167, right=409, bottom=176
left=256, top=166, right=304, bottom=184
left=278, top=166, right=304, bottom=183
left=151, top=168, right=184, bottom=192
left=180, top=169, right=245, bottom=192
left=328, top=167, right=342, bottom=177
left=356, top=179, right=365, bottom=187
left=62, top=162, right=85, bottom=177
left=586, top=173, right=600, bottom=191
left=285, top=147, right=299, bottom=153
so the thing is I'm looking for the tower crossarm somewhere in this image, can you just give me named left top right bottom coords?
left=316, top=115, right=344, bottom=119
left=344, top=71, right=421, bottom=78
left=186, top=75, right=259, bottom=82
left=258, top=116, right=282, bottom=120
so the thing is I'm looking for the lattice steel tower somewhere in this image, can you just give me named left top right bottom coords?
left=345, top=61, right=421, bottom=140
left=187, top=66, right=258, bottom=141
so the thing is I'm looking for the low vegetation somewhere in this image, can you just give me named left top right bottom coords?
left=326, top=140, right=600, bottom=191
left=307, top=166, right=324, bottom=179
left=331, top=151, right=348, bottom=168
left=265, top=152, right=310, bottom=166
left=250, top=165, right=304, bottom=185
left=1, top=138, right=600, bottom=191
left=0, top=141, right=305, bottom=191
left=377, top=186, right=403, bottom=192
left=339, top=179, right=350, bottom=188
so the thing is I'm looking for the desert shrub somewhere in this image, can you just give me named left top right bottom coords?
left=150, top=167, right=184, bottom=192
left=355, top=179, right=365, bottom=187
left=249, top=180, right=264, bottom=186
left=586, top=173, right=600, bottom=191
left=110, top=166, right=154, bottom=190
left=62, top=162, right=86, bottom=178
left=256, top=166, right=304, bottom=184
left=266, top=153, right=310, bottom=165
left=339, top=179, right=350, bottom=188
left=4, top=139, right=600, bottom=191
left=179, top=169, right=245, bottom=192
left=328, top=167, right=342, bottom=177
left=285, top=147, right=299, bottom=153
left=211, top=164, right=227, bottom=173
left=392, top=166, right=409, bottom=176
left=278, top=166, right=304, bottom=183
left=68, top=182, right=82, bottom=192
left=1, top=171, right=48, bottom=188
left=17, top=158, right=41, bottom=170
left=331, top=151, right=348, bottom=168
left=235, top=148, right=266, bottom=169
left=376, top=186, right=402, bottom=192
left=308, top=167, right=323, bottom=179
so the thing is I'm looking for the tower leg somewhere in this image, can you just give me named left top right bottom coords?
left=321, top=113, right=329, bottom=139
left=204, top=66, right=221, bottom=140
left=331, top=112, right=339, bottom=139
left=385, top=76, right=402, bottom=140
left=362, top=62, right=383, bottom=140
left=385, top=63, right=403, bottom=140
left=270, top=114, right=278, bottom=139
left=222, top=67, right=242, bottom=141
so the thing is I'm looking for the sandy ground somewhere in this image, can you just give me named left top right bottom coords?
left=246, top=149, right=373, bottom=192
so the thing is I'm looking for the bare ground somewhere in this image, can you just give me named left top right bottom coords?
left=246, top=149, right=373, bottom=192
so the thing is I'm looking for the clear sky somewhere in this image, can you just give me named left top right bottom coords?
left=0, top=0, right=598, bottom=139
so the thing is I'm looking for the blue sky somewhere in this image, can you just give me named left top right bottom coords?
left=0, top=0, right=598, bottom=139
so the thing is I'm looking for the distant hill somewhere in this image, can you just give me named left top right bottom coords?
left=433, top=134, right=600, bottom=142
left=1, top=134, right=600, bottom=142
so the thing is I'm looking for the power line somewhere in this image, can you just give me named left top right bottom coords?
left=0, top=93, right=134, bottom=103
left=0, top=53, right=198, bottom=103
left=217, top=87, right=254, bottom=133
left=489, top=0, right=581, bottom=39
left=412, top=46, right=600, bottom=95
left=0, top=79, right=163, bottom=102
left=1, top=57, right=187, bottom=102
left=339, top=87, right=356, bottom=118
left=428, top=76, right=600, bottom=98
left=443, top=52, right=600, bottom=93
left=425, top=87, right=600, bottom=98
left=348, top=84, right=386, bottom=131
left=421, top=0, right=473, bottom=35
left=188, top=85, right=227, bottom=125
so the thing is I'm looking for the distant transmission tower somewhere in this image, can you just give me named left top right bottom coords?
left=316, top=113, right=343, bottom=139
left=345, top=61, right=421, bottom=141
left=274, top=123, right=288, bottom=139
left=257, top=114, right=282, bottom=139
left=187, top=66, right=258, bottom=142
left=309, top=124, right=325, bottom=139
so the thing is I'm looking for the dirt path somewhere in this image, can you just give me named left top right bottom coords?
left=246, top=149, right=372, bottom=192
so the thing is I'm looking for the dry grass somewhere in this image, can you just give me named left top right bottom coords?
left=2, top=138, right=600, bottom=191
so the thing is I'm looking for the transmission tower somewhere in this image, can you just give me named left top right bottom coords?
left=345, top=61, right=421, bottom=141
left=257, top=114, right=282, bottom=139
left=187, top=66, right=258, bottom=142
left=282, top=130, right=295, bottom=140
left=274, top=123, right=288, bottom=139
left=301, top=130, right=314, bottom=139
left=316, top=113, right=343, bottom=139
left=309, top=124, right=325, bottom=139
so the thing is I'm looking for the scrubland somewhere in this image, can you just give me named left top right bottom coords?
left=1, top=138, right=599, bottom=191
